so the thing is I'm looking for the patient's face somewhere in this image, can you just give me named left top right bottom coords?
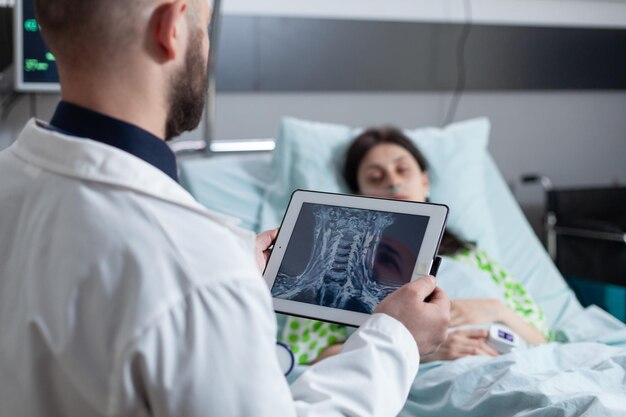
left=357, top=144, right=430, bottom=202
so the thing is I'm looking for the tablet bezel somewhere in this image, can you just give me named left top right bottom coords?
left=263, top=190, right=448, bottom=327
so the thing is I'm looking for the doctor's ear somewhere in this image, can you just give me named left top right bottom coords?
left=153, top=0, right=189, bottom=61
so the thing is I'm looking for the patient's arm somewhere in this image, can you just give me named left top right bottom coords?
left=451, top=299, right=547, bottom=345
left=314, top=299, right=547, bottom=364
left=314, top=328, right=499, bottom=364
left=495, top=303, right=548, bottom=345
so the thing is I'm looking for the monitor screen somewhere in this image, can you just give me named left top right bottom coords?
left=14, top=0, right=60, bottom=92
left=0, top=6, right=12, bottom=73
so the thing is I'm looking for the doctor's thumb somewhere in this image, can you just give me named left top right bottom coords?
left=407, top=275, right=437, bottom=301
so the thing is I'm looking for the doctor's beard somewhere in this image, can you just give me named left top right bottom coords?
left=164, top=29, right=209, bottom=141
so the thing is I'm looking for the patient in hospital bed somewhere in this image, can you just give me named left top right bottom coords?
left=179, top=117, right=626, bottom=415
left=280, top=126, right=549, bottom=365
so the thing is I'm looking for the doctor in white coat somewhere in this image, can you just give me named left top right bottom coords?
left=0, top=0, right=450, bottom=416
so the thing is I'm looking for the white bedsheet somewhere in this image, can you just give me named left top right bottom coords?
left=403, top=340, right=626, bottom=417
left=285, top=307, right=626, bottom=417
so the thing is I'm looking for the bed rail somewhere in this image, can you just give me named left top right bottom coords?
left=170, top=138, right=275, bottom=155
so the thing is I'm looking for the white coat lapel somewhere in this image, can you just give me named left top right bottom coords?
left=11, top=119, right=250, bottom=238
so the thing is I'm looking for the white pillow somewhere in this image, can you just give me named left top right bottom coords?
left=259, top=117, right=500, bottom=258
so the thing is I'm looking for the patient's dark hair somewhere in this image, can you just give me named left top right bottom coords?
left=343, top=127, right=474, bottom=257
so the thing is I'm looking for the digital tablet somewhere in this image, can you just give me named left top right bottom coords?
left=263, top=190, right=449, bottom=327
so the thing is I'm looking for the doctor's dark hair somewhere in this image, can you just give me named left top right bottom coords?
left=34, top=0, right=202, bottom=66
left=343, top=127, right=474, bottom=257
left=34, top=0, right=142, bottom=64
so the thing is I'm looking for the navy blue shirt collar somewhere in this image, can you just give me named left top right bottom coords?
left=49, top=101, right=178, bottom=182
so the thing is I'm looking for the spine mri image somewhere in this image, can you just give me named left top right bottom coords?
left=272, top=204, right=426, bottom=314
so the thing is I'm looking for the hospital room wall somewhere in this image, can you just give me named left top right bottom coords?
left=2, top=90, right=624, bottom=235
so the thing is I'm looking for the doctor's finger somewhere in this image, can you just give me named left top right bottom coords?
left=256, top=228, right=279, bottom=250
left=405, top=276, right=437, bottom=301
left=265, top=227, right=279, bottom=241
left=426, top=287, right=450, bottom=311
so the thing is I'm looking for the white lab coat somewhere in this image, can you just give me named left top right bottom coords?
left=0, top=120, right=419, bottom=417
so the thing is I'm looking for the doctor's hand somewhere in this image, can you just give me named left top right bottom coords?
left=420, top=329, right=499, bottom=362
left=255, top=228, right=279, bottom=273
left=375, top=276, right=450, bottom=355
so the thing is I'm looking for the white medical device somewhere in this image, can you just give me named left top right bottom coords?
left=487, top=324, right=526, bottom=354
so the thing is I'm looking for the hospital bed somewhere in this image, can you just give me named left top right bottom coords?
left=178, top=117, right=626, bottom=416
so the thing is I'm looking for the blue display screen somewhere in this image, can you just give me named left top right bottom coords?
left=498, top=330, right=514, bottom=342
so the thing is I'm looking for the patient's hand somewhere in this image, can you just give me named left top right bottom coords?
left=451, top=299, right=548, bottom=346
left=312, top=343, right=344, bottom=364
left=450, top=299, right=504, bottom=327
left=421, top=329, right=499, bottom=362
left=255, top=228, right=279, bottom=273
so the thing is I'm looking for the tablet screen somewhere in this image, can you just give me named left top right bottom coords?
left=271, top=203, right=429, bottom=314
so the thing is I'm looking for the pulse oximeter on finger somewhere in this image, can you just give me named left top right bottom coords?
left=487, top=324, right=526, bottom=354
